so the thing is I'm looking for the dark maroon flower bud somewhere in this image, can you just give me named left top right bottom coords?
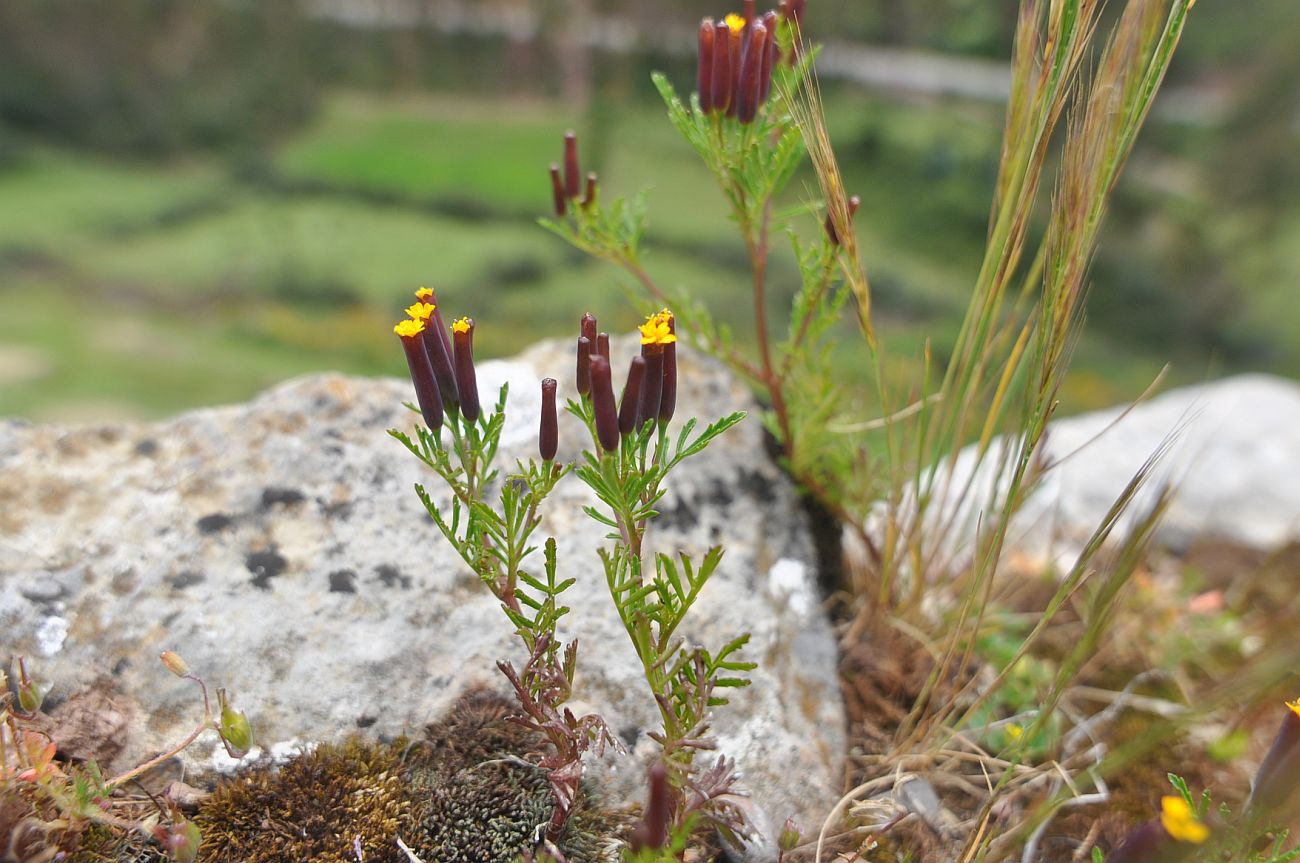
left=582, top=172, right=598, bottom=209
left=590, top=355, right=619, bottom=453
left=725, top=20, right=744, bottom=118
left=618, top=356, right=647, bottom=437
left=1251, top=700, right=1300, bottom=812
left=452, top=317, right=481, bottom=423
left=1105, top=822, right=1169, bottom=863
left=411, top=288, right=460, bottom=412
left=742, top=0, right=756, bottom=25
left=711, top=18, right=736, bottom=115
left=395, top=320, right=444, bottom=431
left=563, top=131, right=581, bottom=200
left=630, top=762, right=670, bottom=851
left=596, top=332, right=611, bottom=360
left=759, top=11, right=779, bottom=103
left=825, top=194, right=861, bottom=246
left=638, top=344, right=664, bottom=430
left=736, top=23, right=768, bottom=124
left=576, top=336, right=593, bottom=397
left=697, top=19, right=716, bottom=114
left=659, top=339, right=677, bottom=426
left=580, top=312, right=598, bottom=344
left=549, top=163, right=567, bottom=217
left=539, top=378, right=559, bottom=462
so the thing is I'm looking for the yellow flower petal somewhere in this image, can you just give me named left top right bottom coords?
left=405, top=302, right=435, bottom=320
left=1286, top=698, right=1300, bottom=719
left=415, top=287, right=434, bottom=301
left=724, top=12, right=745, bottom=32
left=452, top=317, right=472, bottom=335
left=1160, top=796, right=1209, bottom=844
left=394, top=319, right=425, bottom=338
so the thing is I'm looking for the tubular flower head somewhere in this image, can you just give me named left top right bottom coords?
left=629, top=762, right=670, bottom=851
left=697, top=19, right=716, bottom=114
left=618, top=355, right=647, bottom=438
left=452, top=317, right=480, bottom=423
left=658, top=317, right=677, bottom=425
left=1250, top=697, right=1300, bottom=812
left=576, top=336, right=593, bottom=396
left=563, top=131, right=581, bottom=199
left=539, top=378, right=559, bottom=462
left=1159, top=796, right=1209, bottom=844
left=589, top=355, right=619, bottom=453
left=580, top=312, right=598, bottom=344
left=549, top=163, right=567, bottom=218
left=414, top=287, right=459, bottom=413
left=596, top=331, right=611, bottom=360
left=395, top=318, right=444, bottom=431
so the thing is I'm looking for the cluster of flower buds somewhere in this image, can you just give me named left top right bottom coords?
left=697, top=0, right=806, bottom=123
left=576, top=310, right=677, bottom=455
left=393, top=287, right=481, bottom=430
left=1106, top=795, right=1209, bottom=863
left=549, top=131, right=598, bottom=218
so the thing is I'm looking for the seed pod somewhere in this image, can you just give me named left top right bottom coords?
left=697, top=19, right=716, bottom=114
left=563, top=131, right=581, bottom=200
left=711, top=17, right=736, bottom=114
left=576, top=336, right=593, bottom=396
left=582, top=172, right=598, bottom=209
left=549, top=163, right=567, bottom=217
left=452, top=317, right=480, bottom=424
left=590, top=355, right=619, bottom=453
left=160, top=651, right=190, bottom=678
left=638, top=344, right=664, bottom=430
left=580, top=312, right=598, bottom=344
left=596, top=332, right=611, bottom=360
left=395, top=319, right=444, bottom=431
left=618, top=356, right=647, bottom=437
left=539, top=378, right=559, bottom=462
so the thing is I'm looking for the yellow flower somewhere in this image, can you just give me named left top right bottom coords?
left=415, top=287, right=434, bottom=301
left=639, top=310, right=677, bottom=346
left=1005, top=723, right=1023, bottom=740
left=1160, top=796, right=1209, bottom=844
left=405, top=302, right=435, bottom=320
left=724, top=12, right=745, bottom=32
left=394, top=319, right=425, bottom=338
left=452, top=317, right=472, bottom=335
left=1286, top=698, right=1300, bottom=718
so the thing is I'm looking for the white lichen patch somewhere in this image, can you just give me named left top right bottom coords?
left=767, top=558, right=812, bottom=617
left=35, top=615, right=68, bottom=655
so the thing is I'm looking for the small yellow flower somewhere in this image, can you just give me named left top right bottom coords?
left=1286, top=698, right=1300, bottom=718
left=394, top=319, right=425, bottom=338
left=1005, top=723, right=1023, bottom=740
left=639, top=310, right=677, bottom=346
left=724, top=12, right=745, bottom=32
left=405, top=302, right=435, bottom=321
left=1160, top=796, right=1209, bottom=844
left=452, top=317, right=472, bottom=335
left=415, top=287, right=434, bottom=301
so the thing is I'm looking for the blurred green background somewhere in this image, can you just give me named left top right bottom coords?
left=0, top=0, right=1296, bottom=421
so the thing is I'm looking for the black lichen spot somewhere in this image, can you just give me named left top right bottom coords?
left=171, top=571, right=204, bottom=590
left=197, top=513, right=234, bottom=534
left=246, top=549, right=287, bottom=590
left=329, top=570, right=358, bottom=594
left=134, top=438, right=158, bottom=457
left=375, top=564, right=411, bottom=590
left=356, top=714, right=377, bottom=729
left=618, top=724, right=640, bottom=748
left=261, top=487, right=307, bottom=508
left=112, top=657, right=131, bottom=676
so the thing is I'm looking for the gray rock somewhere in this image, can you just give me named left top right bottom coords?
left=0, top=338, right=844, bottom=850
left=930, top=374, right=1300, bottom=566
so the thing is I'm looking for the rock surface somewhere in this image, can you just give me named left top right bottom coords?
left=937, top=373, right=1300, bottom=564
left=0, top=339, right=844, bottom=852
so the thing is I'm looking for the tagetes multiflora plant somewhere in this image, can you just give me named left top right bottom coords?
left=390, top=292, right=751, bottom=850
